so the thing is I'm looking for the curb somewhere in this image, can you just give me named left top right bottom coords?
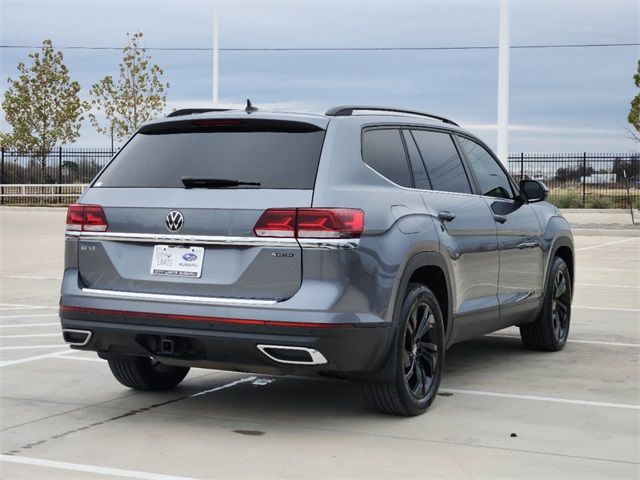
left=572, top=228, right=640, bottom=237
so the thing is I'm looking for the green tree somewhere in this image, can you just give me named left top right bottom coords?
left=629, top=60, right=640, bottom=142
left=2, top=39, right=87, bottom=177
left=89, top=32, right=169, bottom=147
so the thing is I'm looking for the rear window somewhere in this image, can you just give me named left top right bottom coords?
left=94, top=120, right=325, bottom=189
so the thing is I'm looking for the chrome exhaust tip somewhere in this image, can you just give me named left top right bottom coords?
left=257, top=344, right=327, bottom=365
left=62, top=329, right=92, bottom=347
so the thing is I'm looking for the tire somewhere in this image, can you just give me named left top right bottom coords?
left=362, top=284, right=445, bottom=416
left=108, top=356, right=190, bottom=391
left=519, top=256, right=572, bottom=351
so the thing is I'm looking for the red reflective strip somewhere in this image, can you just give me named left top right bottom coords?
left=59, top=305, right=354, bottom=329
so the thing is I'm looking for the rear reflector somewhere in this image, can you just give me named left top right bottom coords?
left=60, top=305, right=354, bottom=329
left=254, top=208, right=364, bottom=239
left=66, top=204, right=108, bottom=232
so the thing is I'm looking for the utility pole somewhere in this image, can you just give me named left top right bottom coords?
left=213, top=5, right=220, bottom=105
left=497, top=0, right=510, bottom=166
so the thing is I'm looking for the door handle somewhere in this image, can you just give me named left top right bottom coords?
left=518, top=241, right=541, bottom=249
left=437, top=211, right=456, bottom=222
left=494, top=215, right=508, bottom=224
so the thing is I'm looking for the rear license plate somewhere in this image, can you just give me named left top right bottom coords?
left=150, top=245, right=204, bottom=278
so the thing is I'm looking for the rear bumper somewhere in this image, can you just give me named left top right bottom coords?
left=60, top=308, right=392, bottom=377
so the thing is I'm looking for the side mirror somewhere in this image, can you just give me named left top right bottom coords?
left=519, top=179, right=549, bottom=203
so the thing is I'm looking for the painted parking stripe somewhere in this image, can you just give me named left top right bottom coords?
left=0, top=344, right=67, bottom=350
left=0, top=454, right=196, bottom=480
left=54, top=355, right=105, bottom=363
left=576, top=283, right=640, bottom=289
left=0, top=323, right=59, bottom=328
left=440, top=388, right=640, bottom=410
left=573, top=305, right=640, bottom=312
left=487, top=334, right=640, bottom=348
left=0, top=274, right=60, bottom=280
left=0, top=313, right=59, bottom=319
left=1, top=333, right=61, bottom=339
left=0, top=350, right=72, bottom=368
left=0, top=302, right=57, bottom=308
left=191, top=376, right=257, bottom=397
left=576, top=238, right=639, bottom=252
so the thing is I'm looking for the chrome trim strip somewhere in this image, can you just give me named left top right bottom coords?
left=62, top=329, right=93, bottom=347
left=256, top=344, right=328, bottom=365
left=66, top=231, right=359, bottom=249
left=297, top=238, right=360, bottom=250
left=81, top=288, right=278, bottom=306
left=66, top=231, right=298, bottom=248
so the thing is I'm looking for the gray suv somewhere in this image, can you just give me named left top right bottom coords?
left=60, top=104, right=574, bottom=416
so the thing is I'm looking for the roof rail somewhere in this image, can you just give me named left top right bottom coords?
left=167, top=108, right=232, bottom=118
left=325, top=105, right=459, bottom=127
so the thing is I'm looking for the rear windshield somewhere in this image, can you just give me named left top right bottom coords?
left=94, top=120, right=325, bottom=189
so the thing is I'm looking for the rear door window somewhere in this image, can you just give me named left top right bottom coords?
left=411, top=130, right=472, bottom=194
left=94, top=120, right=325, bottom=189
left=362, top=129, right=413, bottom=188
left=457, top=136, right=514, bottom=199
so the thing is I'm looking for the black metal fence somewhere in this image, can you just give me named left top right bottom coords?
left=508, top=153, right=639, bottom=208
left=0, top=149, right=638, bottom=208
left=0, top=147, right=114, bottom=184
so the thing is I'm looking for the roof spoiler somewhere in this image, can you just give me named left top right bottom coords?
left=167, top=108, right=232, bottom=118
left=325, top=105, right=459, bottom=127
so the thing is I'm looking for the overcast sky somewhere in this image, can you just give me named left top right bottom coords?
left=1, top=0, right=639, bottom=152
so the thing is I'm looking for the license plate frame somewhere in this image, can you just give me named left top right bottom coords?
left=150, top=245, right=204, bottom=278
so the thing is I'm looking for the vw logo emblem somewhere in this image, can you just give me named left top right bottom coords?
left=166, top=210, right=184, bottom=232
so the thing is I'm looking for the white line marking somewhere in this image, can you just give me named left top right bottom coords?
left=0, top=455, right=196, bottom=480
left=0, top=274, right=60, bottom=280
left=440, top=388, right=640, bottom=410
left=190, top=375, right=257, bottom=397
left=576, top=238, right=639, bottom=252
left=1, top=333, right=61, bottom=339
left=577, top=283, right=640, bottom=289
left=54, top=355, right=104, bottom=363
left=0, top=303, right=57, bottom=310
left=0, top=349, right=72, bottom=368
left=579, top=267, right=639, bottom=272
left=0, top=313, right=59, bottom=319
left=0, top=323, right=59, bottom=328
left=573, top=305, right=640, bottom=312
left=487, top=334, right=640, bottom=348
left=0, top=344, right=67, bottom=350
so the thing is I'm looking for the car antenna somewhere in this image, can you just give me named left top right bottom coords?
left=245, top=99, right=258, bottom=114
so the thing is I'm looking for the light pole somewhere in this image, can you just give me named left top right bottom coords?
left=497, top=0, right=510, bottom=166
left=213, top=5, right=220, bottom=106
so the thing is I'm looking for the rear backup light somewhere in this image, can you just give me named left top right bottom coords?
left=253, top=208, right=364, bottom=239
left=66, top=204, right=108, bottom=232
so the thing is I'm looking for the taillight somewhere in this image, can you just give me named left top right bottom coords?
left=254, top=208, right=364, bottom=239
left=66, top=204, right=108, bottom=232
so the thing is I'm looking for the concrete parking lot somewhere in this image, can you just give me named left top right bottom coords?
left=0, top=207, right=638, bottom=479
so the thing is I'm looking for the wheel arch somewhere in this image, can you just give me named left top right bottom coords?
left=548, top=235, right=575, bottom=297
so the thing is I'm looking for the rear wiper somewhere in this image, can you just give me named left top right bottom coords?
left=181, top=177, right=262, bottom=189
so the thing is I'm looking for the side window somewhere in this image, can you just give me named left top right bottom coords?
left=457, top=136, right=513, bottom=199
left=362, top=129, right=412, bottom=188
left=411, top=130, right=472, bottom=194
left=402, top=130, right=431, bottom=189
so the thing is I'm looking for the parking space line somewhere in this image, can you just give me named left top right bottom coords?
left=440, top=388, right=640, bottom=410
left=1, top=333, right=61, bottom=339
left=0, top=350, right=72, bottom=368
left=577, top=283, right=640, bottom=289
left=0, top=313, right=59, bottom=319
left=190, top=376, right=257, bottom=397
left=579, top=267, right=639, bottom=272
left=55, top=355, right=104, bottom=362
left=0, top=454, right=196, bottom=480
left=573, top=305, right=640, bottom=312
left=576, top=238, right=639, bottom=252
left=0, top=323, right=59, bottom=328
left=487, top=334, right=640, bottom=348
left=0, top=345, right=67, bottom=350
left=0, top=274, right=60, bottom=280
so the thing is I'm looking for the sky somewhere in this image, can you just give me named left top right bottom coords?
left=0, top=0, right=639, bottom=152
